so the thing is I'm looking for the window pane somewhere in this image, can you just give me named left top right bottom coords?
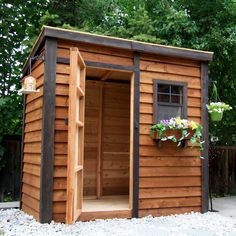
left=158, top=105, right=182, bottom=120
left=171, top=95, right=182, bottom=104
left=158, top=84, right=170, bottom=93
left=171, top=85, right=182, bottom=95
left=158, top=94, right=170, bottom=103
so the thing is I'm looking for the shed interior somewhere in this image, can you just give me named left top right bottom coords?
left=82, top=67, right=132, bottom=212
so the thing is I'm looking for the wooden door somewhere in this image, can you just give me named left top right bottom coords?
left=66, top=47, right=86, bottom=224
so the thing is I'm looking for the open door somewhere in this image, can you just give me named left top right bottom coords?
left=66, top=47, right=86, bottom=224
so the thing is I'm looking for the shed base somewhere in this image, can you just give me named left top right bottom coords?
left=82, top=195, right=129, bottom=212
left=78, top=209, right=132, bottom=221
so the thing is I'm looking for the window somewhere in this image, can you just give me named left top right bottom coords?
left=153, top=80, right=187, bottom=123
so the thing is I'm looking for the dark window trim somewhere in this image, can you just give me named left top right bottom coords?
left=158, top=92, right=182, bottom=96
left=157, top=103, right=184, bottom=107
left=153, top=79, right=188, bottom=124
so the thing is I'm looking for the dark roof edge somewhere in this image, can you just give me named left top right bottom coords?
left=22, top=28, right=46, bottom=76
left=22, top=26, right=213, bottom=75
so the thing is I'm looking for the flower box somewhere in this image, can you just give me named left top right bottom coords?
left=151, top=129, right=194, bottom=147
left=150, top=117, right=203, bottom=157
left=151, top=129, right=194, bottom=140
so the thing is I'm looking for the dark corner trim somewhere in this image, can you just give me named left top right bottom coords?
left=132, top=52, right=140, bottom=218
left=19, top=95, right=26, bottom=209
left=39, top=38, right=57, bottom=223
left=201, top=62, right=209, bottom=213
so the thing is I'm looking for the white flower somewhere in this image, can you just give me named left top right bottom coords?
left=206, top=102, right=232, bottom=113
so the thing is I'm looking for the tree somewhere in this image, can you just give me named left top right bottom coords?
left=0, top=0, right=48, bottom=169
left=1, top=0, right=236, bottom=150
left=176, top=0, right=236, bottom=144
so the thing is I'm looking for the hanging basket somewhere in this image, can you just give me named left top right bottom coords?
left=210, top=111, right=223, bottom=122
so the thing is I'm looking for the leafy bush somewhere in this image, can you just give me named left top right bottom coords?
left=0, top=96, right=22, bottom=171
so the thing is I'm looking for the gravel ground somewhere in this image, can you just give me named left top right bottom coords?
left=1, top=209, right=236, bottom=236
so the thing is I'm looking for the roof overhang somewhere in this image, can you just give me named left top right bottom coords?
left=22, top=26, right=214, bottom=76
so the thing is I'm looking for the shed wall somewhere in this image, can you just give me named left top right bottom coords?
left=138, top=54, right=202, bottom=217
left=21, top=58, right=44, bottom=220
left=54, top=42, right=203, bottom=221
left=20, top=31, right=210, bottom=223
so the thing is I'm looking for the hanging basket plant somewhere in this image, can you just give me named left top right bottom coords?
left=207, top=82, right=232, bottom=122
left=206, top=102, right=232, bottom=122
left=150, top=117, right=204, bottom=158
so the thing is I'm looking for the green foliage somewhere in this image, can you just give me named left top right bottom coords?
left=152, top=3, right=198, bottom=47
left=0, top=1, right=23, bottom=169
left=0, top=1, right=26, bottom=96
left=0, top=96, right=22, bottom=171
left=125, top=6, right=155, bottom=38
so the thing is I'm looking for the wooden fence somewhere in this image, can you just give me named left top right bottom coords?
left=210, top=146, right=236, bottom=196
left=0, top=135, right=21, bottom=202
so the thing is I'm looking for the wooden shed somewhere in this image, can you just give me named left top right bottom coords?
left=20, top=26, right=213, bottom=224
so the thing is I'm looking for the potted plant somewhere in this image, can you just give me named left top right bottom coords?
left=206, top=102, right=232, bottom=122
left=150, top=117, right=204, bottom=158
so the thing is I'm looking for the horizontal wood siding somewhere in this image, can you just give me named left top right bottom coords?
left=138, top=54, right=202, bottom=217
left=22, top=59, right=44, bottom=221
left=57, top=40, right=134, bottom=65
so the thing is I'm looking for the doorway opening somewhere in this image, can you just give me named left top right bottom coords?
left=82, top=68, right=133, bottom=213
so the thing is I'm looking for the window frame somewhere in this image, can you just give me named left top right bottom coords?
left=153, top=79, right=188, bottom=124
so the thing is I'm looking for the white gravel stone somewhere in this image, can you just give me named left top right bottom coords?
left=1, top=209, right=236, bottom=236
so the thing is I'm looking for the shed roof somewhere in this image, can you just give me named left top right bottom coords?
left=22, top=26, right=213, bottom=75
